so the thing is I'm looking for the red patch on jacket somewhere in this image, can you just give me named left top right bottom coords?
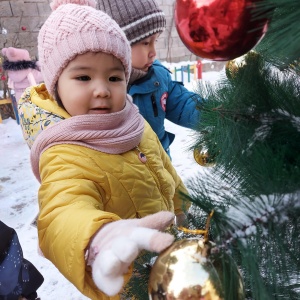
left=160, top=92, right=168, bottom=111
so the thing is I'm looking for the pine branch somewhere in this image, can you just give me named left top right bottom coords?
left=254, top=0, right=300, bottom=68
left=192, top=53, right=300, bottom=196
left=183, top=175, right=300, bottom=299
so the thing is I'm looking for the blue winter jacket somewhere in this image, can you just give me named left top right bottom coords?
left=128, top=60, right=201, bottom=153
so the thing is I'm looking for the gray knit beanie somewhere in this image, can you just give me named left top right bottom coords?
left=98, top=0, right=166, bottom=45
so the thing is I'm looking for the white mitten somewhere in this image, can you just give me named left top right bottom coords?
left=87, top=211, right=175, bottom=296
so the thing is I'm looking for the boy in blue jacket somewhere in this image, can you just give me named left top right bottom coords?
left=98, top=0, right=202, bottom=156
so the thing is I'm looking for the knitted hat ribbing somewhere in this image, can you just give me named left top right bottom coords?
left=98, top=0, right=166, bottom=45
left=38, top=0, right=131, bottom=95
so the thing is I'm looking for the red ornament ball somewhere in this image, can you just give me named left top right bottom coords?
left=21, top=26, right=27, bottom=31
left=175, top=0, right=270, bottom=61
left=1, top=75, right=7, bottom=81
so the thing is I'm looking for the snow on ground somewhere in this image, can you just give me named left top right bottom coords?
left=0, top=66, right=222, bottom=299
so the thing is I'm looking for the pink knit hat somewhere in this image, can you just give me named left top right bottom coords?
left=38, top=0, right=131, bottom=95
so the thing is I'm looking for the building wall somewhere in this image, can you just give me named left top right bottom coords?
left=0, top=0, right=199, bottom=62
left=0, top=0, right=51, bottom=58
left=155, top=0, right=199, bottom=62
left=0, top=0, right=226, bottom=73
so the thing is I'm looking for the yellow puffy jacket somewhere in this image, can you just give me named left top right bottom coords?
left=18, top=84, right=190, bottom=300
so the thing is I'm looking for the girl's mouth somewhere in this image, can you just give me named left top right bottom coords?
left=89, top=108, right=110, bottom=114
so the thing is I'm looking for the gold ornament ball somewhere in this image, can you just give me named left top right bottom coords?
left=193, top=148, right=216, bottom=167
left=225, top=51, right=259, bottom=79
left=148, top=238, right=244, bottom=300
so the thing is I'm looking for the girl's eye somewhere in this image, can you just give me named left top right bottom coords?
left=143, top=42, right=150, bottom=46
left=109, top=76, right=122, bottom=82
left=76, top=76, right=90, bottom=81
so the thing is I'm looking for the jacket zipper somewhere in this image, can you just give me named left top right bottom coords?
left=151, top=93, right=158, bottom=117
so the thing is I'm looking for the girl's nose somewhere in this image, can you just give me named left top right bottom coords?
left=94, top=83, right=110, bottom=98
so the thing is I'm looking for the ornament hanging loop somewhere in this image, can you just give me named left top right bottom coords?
left=177, top=210, right=214, bottom=243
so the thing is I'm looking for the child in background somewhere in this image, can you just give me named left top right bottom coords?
left=18, top=0, right=189, bottom=299
left=98, top=0, right=203, bottom=157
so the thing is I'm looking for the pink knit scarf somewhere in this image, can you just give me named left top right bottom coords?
left=31, top=96, right=144, bottom=182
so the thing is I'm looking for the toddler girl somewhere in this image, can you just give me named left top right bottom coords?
left=18, top=1, right=189, bottom=299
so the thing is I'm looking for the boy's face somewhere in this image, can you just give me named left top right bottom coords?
left=131, top=33, right=160, bottom=71
left=57, top=52, right=127, bottom=116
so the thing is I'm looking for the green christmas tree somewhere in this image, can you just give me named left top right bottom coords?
left=183, top=0, right=300, bottom=299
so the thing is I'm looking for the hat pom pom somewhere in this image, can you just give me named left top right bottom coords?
left=50, top=0, right=96, bottom=11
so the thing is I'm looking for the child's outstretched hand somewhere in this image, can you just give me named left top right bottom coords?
left=87, top=211, right=175, bottom=296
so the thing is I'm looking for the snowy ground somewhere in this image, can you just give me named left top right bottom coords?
left=0, top=65, right=223, bottom=299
